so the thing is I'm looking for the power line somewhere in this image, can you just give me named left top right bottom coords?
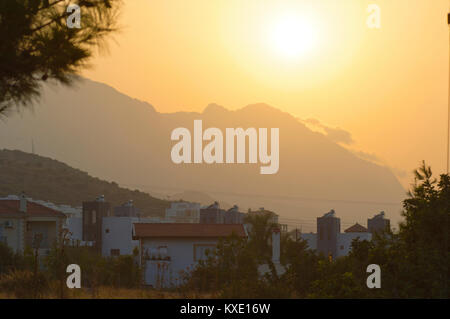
left=122, top=183, right=402, bottom=206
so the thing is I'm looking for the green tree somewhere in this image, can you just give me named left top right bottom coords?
left=183, top=233, right=259, bottom=297
left=244, top=211, right=278, bottom=263
left=397, top=161, right=449, bottom=298
left=282, top=238, right=322, bottom=297
left=0, top=0, right=122, bottom=116
left=307, top=162, right=449, bottom=298
left=0, top=242, right=23, bottom=274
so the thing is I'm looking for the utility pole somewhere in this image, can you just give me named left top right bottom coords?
left=447, top=12, right=450, bottom=173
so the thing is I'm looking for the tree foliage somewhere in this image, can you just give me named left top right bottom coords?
left=0, top=0, right=122, bottom=116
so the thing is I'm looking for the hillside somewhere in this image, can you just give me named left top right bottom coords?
left=0, top=149, right=169, bottom=216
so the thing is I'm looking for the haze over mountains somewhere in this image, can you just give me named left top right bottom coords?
left=0, top=78, right=406, bottom=231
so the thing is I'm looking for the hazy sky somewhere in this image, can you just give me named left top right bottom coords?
left=82, top=0, right=449, bottom=187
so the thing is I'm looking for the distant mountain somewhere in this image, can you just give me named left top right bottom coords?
left=0, top=78, right=406, bottom=230
left=0, top=149, right=169, bottom=216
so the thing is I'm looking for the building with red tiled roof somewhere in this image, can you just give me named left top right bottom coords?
left=344, top=223, right=369, bottom=233
left=133, top=223, right=246, bottom=239
left=133, top=223, right=247, bottom=288
left=0, top=194, right=66, bottom=253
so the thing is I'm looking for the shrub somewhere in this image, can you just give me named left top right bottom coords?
left=0, top=270, right=49, bottom=298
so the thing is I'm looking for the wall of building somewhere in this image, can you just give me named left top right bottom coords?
left=25, top=220, right=57, bottom=249
left=336, top=232, right=372, bottom=258
left=102, top=217, right=140, bottom=257
left=317, top=215, right=340, bottom=258
left=368, top=217, right=390, bottom=234
left=141, top=237, right=218, bottom=287
left=0, top=218, right=24, bottom=253
left=82, top=200, right=111, bottom=252
left=301, top=233, right=317, bottom=251
left=66, top=217, right=83, bottom=242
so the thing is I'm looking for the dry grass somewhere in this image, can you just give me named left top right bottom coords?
left=0, top=286, right=216, bottom=299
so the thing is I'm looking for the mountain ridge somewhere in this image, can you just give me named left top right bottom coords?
left=0, top=78, right=406, bottom=230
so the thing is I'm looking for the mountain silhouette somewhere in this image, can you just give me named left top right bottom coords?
left=0, top=78, right=406, bottom=230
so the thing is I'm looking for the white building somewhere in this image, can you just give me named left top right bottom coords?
left=133, top=223, right=247, bottom=288
left=336, top=223, right=372, bottom=257
left=102, top=217, right=140, bottom=256
left=165, top=201, right=201, bottom=223
left=258, top=228, right=286, bottom=277
left=0, top=194, right=66, bottom=255
left=300, top=233, right=317, bottom=250
left=65, top=213, right=168, bottom=254
left=300, top=220, right=373, bottom=258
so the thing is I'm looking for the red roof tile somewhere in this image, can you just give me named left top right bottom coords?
left=133, top=223, right=246, bottom=239
left=0, top=200, right=65, bottom=218
left=344, top=223, right=368, bottom=233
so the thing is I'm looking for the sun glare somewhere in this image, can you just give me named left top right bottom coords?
left=268, top=15, right=318, bottom=59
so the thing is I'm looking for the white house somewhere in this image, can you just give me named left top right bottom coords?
left=133, top=223, right=247, bottom=288
left=0, top=194, right=66, bottom=255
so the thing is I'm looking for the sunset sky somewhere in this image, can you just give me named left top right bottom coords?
left=82, top=0, right=449, bottom=187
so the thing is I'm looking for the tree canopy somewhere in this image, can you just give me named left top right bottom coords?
left=0, top=0, right=122, bottom=116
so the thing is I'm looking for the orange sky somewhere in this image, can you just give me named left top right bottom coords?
left=82, top=0, right=449, bottom=187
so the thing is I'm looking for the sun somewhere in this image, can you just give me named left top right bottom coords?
left=268, top=14, right=318, bottom=59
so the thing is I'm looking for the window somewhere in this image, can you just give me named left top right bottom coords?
left=340, top=245, right=344, bottom=250
left=149, top=246, right=169, bottom=260
left=110, top=249, right=120, bottom=256
left=105, top=228, right=110, bottom=234
left=92, top=210, right=96, bottom=224
left=194, top=244, right=216, bottom=261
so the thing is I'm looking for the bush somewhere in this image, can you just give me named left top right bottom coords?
left=0, top=242, right=26, bottom=274
left=0, top=270, right=49, bottom=298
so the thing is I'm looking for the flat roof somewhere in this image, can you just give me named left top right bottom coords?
left=133, top=223, right=246, bottom=239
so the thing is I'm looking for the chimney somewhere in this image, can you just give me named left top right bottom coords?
left=19, top=192, right=27, bottom=213
left=272, top=228, right=281, bottom=263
